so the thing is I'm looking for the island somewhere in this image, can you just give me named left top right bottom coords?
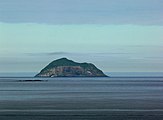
left=35, top=58, right=107, bottom=77
left=17, top=80, right=47, bottom=82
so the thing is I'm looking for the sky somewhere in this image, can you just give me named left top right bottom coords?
left=0, top=0, right=163, bottom=73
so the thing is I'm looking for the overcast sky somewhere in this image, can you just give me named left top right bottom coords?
left=0, top=0, right=163, bottom=72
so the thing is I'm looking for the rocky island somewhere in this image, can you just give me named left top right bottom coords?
left=35, top=58, right=107, bottom=77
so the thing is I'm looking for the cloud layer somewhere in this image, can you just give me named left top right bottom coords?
left=0, top=0, right=162, bottom=25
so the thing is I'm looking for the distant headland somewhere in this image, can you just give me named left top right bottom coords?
left=35, top=58, right=107, bottom=77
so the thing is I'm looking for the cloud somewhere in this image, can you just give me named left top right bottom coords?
left=42, top=52, right=70, bottom=55
left=26, top=52, right=70, bottom=56
left=26, top=52, right=131, bottom=57
left=0, top=0, right=162, bottom=25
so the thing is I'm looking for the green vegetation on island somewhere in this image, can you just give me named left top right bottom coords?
left=35, top=58, right=107, bottom=77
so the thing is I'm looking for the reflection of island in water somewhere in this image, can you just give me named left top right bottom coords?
left=35, top=58, right=107, bottom=77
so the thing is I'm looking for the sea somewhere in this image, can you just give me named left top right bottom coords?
left=0, top=72, right=163, bottom=120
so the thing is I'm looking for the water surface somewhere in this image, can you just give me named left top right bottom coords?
left=0, top=77, right=163, bottom=120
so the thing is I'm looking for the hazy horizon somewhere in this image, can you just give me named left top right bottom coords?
left=0, top=0, right=163, bottom=73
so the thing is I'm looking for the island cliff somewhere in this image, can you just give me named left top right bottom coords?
left=35, top=58, right=107, bottom=77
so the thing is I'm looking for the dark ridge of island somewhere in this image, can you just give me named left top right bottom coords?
left=35, top=58, right=108, bottom=77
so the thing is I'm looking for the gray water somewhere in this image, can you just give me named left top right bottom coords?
left=0, top=77, right=163, bottom=120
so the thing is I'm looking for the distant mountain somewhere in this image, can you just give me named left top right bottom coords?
left=35, top=58, right=107, bottom=77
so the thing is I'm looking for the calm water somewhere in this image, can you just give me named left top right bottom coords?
left=0, top=77, right=163, bottom=120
